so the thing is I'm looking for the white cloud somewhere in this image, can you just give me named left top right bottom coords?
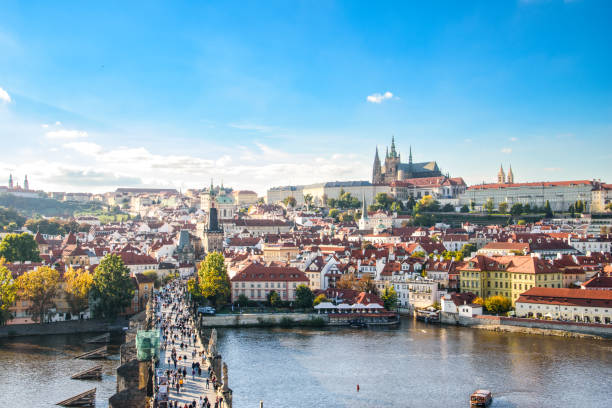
left=55, top=121, right=62, bottom=125
left=366, top=91, right=394, bottom=104
left=229, top=122, right=276, bottom=132
left=509, top=137, right=518, bottom=142
left=45, top=129, right=88, bottom=139
left=0, top=87, right=11, bottom=103
left=63, top=142, right=103, bottom=155
left=41, top=124, right=49, bottom=128
left=501, top=147, right=512, bottom=154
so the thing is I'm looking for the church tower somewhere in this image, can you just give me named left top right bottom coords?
left=203, top=203, right=224, bottom=254
left=372, top=147, right=382, bottom=184
left=24, top=175, right=29, bottom=190
left=507, top=165, right=514, bottom=184
left=8, top=174, right=13, bottom=189
left=497, top=164, right=506, bottom=184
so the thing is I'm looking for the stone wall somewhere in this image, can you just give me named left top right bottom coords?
left=0, top=318, right=127, bottom=338
left=440, top=312, right=612, bottom=338
left=199, top=313, right=327, bottom=327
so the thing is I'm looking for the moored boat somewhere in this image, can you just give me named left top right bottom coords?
left=470, top=389, right=492, bottom=406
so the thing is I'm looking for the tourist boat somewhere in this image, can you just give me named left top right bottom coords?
left=470, top=389, right=492, bottom=406
left=415, top=309, right=440, bottom=323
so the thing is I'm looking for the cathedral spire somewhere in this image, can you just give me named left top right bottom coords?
left=8, top=174, right=13, bottom=189
left=497, top=164, right=505, bottom=184
left=390, top=135, right=397, bottom=158
left=409, top=145, right=413, bottom=165
left=507, top=165, right=514, bottom=184
left=372, top=147, right=382, bottom=184
left=361, top=193, right=368, bottom=219
left=24, top=175, right=29, bottom=190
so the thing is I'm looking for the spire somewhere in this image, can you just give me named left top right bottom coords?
left=24, top=175, right=29, bottom=190
left=362, top=193, right=368, bottom=219
left=409, top=145, right=413, bottom=165
left=390, top=135, right=397, bottom=158
left=372, top=147, right=382, bottom=184
left=497, top=164, right=505, bottom=184
left=8, top=174, right=13, bottom=189
left=385, top=146, right=389, bottom=159
left=507, top=165, right=514, bottom=184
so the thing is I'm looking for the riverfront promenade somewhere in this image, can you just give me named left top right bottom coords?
left=157, top=286, right=219, bottom=407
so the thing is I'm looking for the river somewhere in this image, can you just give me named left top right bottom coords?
left=0, top=319, right=610, bottom=407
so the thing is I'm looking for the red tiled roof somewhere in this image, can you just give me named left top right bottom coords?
left=468, top=180, right=593, bottom=190
left=231, top=263, right=308, bottom=282
left=517, top=287, right=612, bottom=308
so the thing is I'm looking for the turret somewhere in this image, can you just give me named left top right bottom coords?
left=372, top=147, right=382, bottom=184
left=24, top=175, right=29, bottom=190
left=8, top=174, right=13, bottom=189
left=497, top=164, right=505, bottom=184
left=507, top=165, right=514, bottom=184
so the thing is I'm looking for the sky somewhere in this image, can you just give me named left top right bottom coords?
left=0, top=0, right=611, bottom=195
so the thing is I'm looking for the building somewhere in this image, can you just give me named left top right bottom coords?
left=232, top=190, right=259, bottom=206
left=230, top=263, right=309, bottom=302
left=262, top=243, right=300, bottom=262
left=202, top=205, right=224, bottom=253
left=591, top=183, right=612, bottom=213
left=372, top=137, right=442, bottom=184
left=266, top=181, right=391, bottom=207
left=515, top=287, right=612, bottom=323
left=390, top=176, right=467, bottom=201
left=459, top=255, right=563, bottom=304
left=460, top=180, right=596, bottom=212
left=201, top=185, right=236, bottom=218
left=174, top=230, right=195, bottom=263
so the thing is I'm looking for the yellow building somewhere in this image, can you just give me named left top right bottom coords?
left=459, top=255, right=563, bottom=304
left=262, top=243, right=300, bottom=262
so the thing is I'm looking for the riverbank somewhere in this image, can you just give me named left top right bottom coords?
left=440, top=312, right=612, bottom=339
left=0, top=318, right=128, bottom=338
left=201, top=313, right=327, bottom=328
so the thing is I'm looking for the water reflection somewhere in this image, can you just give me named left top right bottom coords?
left=218, top=318, right=611, bottom=408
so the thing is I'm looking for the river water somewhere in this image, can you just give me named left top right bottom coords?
left=0, top=319, right=610, bottom=407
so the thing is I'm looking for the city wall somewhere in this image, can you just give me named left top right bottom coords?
left=200, top=313, right=327, bottom=327
left=0, top=318, right=127, bottom=338
left=440, top=312, right=612, bottom=339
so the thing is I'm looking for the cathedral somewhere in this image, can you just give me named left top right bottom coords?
left=372, top=137, right=442, bottom=184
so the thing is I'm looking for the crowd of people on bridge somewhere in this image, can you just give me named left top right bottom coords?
left=153, top=280, right=225, bottom=408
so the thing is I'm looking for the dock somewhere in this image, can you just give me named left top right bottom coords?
left=56, top=388, right=96, bottom=407
left=71, top=365, right=103, bottom=380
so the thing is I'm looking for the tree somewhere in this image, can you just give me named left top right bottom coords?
left=64, top=267, right=93, bottom=315
left=358, top=275, right=379, bottom=295
left=460, top=205, right=469, bottom=213
left=236, top=293, right=249, bottom=306
left=313, top=293, right=329, bottom=306
left=381, top=286, right=398, bottom=310
left=328, top=208, right=340, bottom=220
left=473, top=297, right=485, bottom=306
left=568, top=204, right=575, bottom=218
left=303, top=194, right=313, bottom=210
left=336, top=273, right=358, bottom=290
left=0, top=207, right=26, bottom=231
left=484, top=198, right=494, bottom=214
left=406, top=196, right=416, bottom=212
left=606, top=202, right=612, bottom=212
left=510, top=203, right=523, bottom=216
left=339, top=212, right=354, bottom=223
left=198, top=252, right=231, bottom=307
left=371, top=193, right=394, bottom=211
left=484, top=295, right=512, bottom=315
left=544, top=200, right=553, bottom=218
left=295, top=284, right=314, bottom=309
left=441, top=203, right=455, bottom=212
left=0, top=233, right=41, bottom=263
left=91, top=254, right=134, bottom=319
left=0, top=260, right=17, bottom=325
left=267, top=290, right=280, bottom=306
left=498, top=202, right=508, bottom=214
left=143, top=270, right=161, bottom=288
left=390, top=201, right=402, bottom=213
left=282, top=196, right=297, bottom=208
left=16, top=266, right=60, bottom=323
left=460, top=243, right=477, bottom=259
left=414, top=195, right=440, bottom=214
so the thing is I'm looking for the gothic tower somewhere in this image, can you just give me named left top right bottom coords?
left=507, top=165, right=514, bottom=184
left=203, top=203, right=224, bottom=254
left=24, top=175, right=29, bottom=190
left=497, top=164, right=506, bottom=184
left=8, top=174, right=13, bottom=189
left=372, top=147, right=382, bottom=184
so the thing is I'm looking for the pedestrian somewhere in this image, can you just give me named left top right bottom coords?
left=357, top=384, right=360, bottom=392
left=206, top=378, right=209, bottom=389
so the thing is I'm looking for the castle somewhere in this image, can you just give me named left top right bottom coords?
left=372, top=137, right=442, bottom=184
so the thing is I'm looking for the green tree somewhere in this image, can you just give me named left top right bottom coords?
left=142, top=270, right=161, bottom=288
left=303, top=194, right=313, bottom=210
left=460, top=205, right=469, bottom=213
left=441, top=203, right=455, bottom=212
left=484, top=295, right=512, bottom=315
left=498, top=202, right=508, bottom=214
left=91, top=254, right=134, bottom=319
left=282, top=196, right=297, bottom=208
left=0, top=207, right=26, bottom=231
left=510, top=203, right=523, bottom=216
left=372, top=193, right=394, bottom=211
left=568, top=204, right=575, bottom=217
left=295, top=284, right=314, bottom=309
left=405, top=196, right=416, bottom=212
left=460, top=243, right=477, bottom=259
left=484, top=198, right=495, bottom=214
left=0, top=233, right=41, bottom=263
left=0, top=260, right=17, bottom=325
left=64, top=267, right=93, bottom=315
left=339, top=212, right=354, bottom=223
left=381, top=286, right=398, bottom=310
left=328, top=208, right=340, bottom=220
left=313, top=293, right=329, bottom=306
left=544, top=200, right=553, bottom=218
left=16, top=266, right=60, bottom=323
left=198, top=252, right=231, bottom=307
left=390, top=201, right=403, bottom=213
left=470, top=201, right=475, bottom=212
left=267, top=290, right=280, bottom=306
left=605, top=202, right=612, bottom=212
left=236, top=293, right=249, bottom=306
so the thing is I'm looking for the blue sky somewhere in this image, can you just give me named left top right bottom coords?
left=0, top=0, right=611, bottom=194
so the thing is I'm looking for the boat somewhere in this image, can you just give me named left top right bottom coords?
left=348, top=319, right=368, bottom=328
left=470, top=389, right=492, bottom=407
